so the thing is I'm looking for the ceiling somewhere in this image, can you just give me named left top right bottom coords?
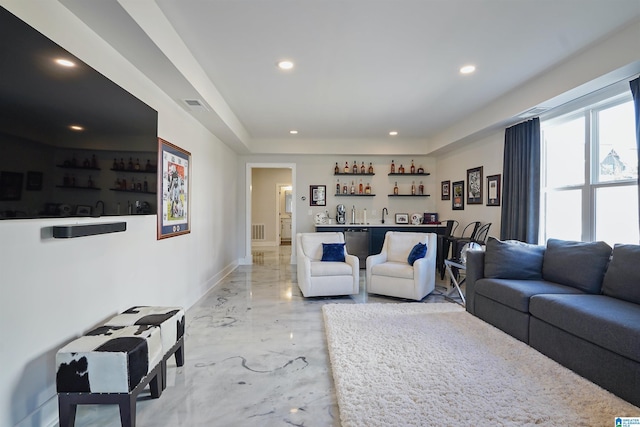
left=52, top=0, right=640, bottom=154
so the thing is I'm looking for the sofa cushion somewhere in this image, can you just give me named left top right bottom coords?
left=484, top=237, right=545, bottom=279
left=407, top=242, right=427, bottom=266
left=542, top=238, right=612, bottom=294
left=387, top=232, right=427, bottom=263
left=529, top=294, right=640, bottom=363
left=601, top=244, right=640, bottom=305
left=371, top=262, right=415, bottom=280
left=475, top=278, right=584, bottom=313
left=321, top=243, right=345, bottom=262
left=310, top=261, right=353, bottom=276
left=301, top=232, right=343, bottom=260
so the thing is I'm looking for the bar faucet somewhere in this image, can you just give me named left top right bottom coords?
left=381, top=207, right=388, bottom=224
left=95, top=200, right=105, bottom=216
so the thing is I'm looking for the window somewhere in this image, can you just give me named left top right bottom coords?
left=541, top=87, right=638, bottom=246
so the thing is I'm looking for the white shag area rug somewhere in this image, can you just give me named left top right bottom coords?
left=323, top=303, right=639, bottom=426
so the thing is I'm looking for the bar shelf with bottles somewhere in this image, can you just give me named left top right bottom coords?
left=333, top=161, right=376, bottom=175
left=335, top=178, right=374, bottom=197
left=110, top=157, right=156, bottom=173
left=389, top=179, right=428, bottom=197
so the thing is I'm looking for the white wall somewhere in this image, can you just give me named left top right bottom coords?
left=0, top=3, right=238, bottom=427
left=434, top=130, right=504, bottom=238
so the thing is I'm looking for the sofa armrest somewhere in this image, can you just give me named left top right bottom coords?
left=465, top=250, right=485, bottom=315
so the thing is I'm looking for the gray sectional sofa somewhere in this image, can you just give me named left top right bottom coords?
left=465, top=238, right=640, bottom=407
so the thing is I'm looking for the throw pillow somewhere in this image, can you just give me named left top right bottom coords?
left=601, top=244, right=640, bottom=304
left=542, top=238, right=612, bottom=294
left=321, top=243, right=345, bottom=262
left=484, top=237, right=545, bottom=279
left=407, top=242, right=427, bottom=266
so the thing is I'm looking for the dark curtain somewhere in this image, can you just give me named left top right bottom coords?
left=500, top=118, right=540, bottom=243
left=630, top=77, right=640, bottom=240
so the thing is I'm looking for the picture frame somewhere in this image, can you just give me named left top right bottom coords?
left=441, top=180, right=450, bottom=200
left=467, top=166, right=483, bottom=205
left=452, top=180, right=464, bottom=210
left=0, top=171, right=23, bottom=201
left=75, top=205, right=92, bottom=216
left=486, top=174, right=501, bottom=206
left=395, top=213, right=409, bottom=224
left=26, top=171, right=43, bottom=191
left=158, top=138, right=191, bottom=239
left=310, top=184, right=326, bottom=206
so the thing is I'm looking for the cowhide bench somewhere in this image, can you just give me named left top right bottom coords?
left=56, top=324, right=163, bottom=427
left=103, top=306, right=185, bottom=390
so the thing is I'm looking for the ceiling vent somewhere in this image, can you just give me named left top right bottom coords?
left=183, top=99, right=209, bottom=111
left=517, top=107, right=548, bottom=119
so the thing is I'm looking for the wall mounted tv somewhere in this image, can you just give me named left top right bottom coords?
left=0, top=6, right=158, bottom=219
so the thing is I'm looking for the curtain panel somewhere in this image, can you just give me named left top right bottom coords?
left=500, top=118, right=540, bottom=243
left=630, top=77, right=640, bottom=240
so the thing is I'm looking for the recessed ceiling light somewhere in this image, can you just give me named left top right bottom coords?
left=55, top=58, right=76, bottom=67
left=460, top=65, right=476, bottom=74
left=69, top=125, right=84, bottom=131
left=277, top=60, right=294, bottom=70
left=289, top=130, right=298, bottom=135
left=389, top=131, right=398, bottom=136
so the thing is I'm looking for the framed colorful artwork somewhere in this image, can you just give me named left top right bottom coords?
left=157, top=138, right=191, bottom=239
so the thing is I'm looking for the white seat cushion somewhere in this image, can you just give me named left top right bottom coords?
left=371, top=262, right=415, bottom=279
left=310, top=261, right=353, bottom=276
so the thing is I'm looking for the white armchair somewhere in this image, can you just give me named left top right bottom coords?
left=366, top=231, right=437, bottom=301
left=296, top=232, right=360, bottom=297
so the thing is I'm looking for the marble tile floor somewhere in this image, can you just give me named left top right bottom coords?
left=69, top=245, right=462, bottom=427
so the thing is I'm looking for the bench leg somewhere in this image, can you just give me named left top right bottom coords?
left=175, top=340, right=184, bottom=367
left=117, top=394, right=136, bottom=427
left=58, top=395, right=77, bottom=427
left=150, top=366, right=163, bottom=398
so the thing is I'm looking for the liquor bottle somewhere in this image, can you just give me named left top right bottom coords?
left=334, top=162, right=339, bottom=174
left=134, top=158, right=140, bottom=171
left=410, top=160, right=415, bottom=174
left=358, top=179, right=363, bottom=194
left=418, top=181, right=424, bottom=195
left=336, top=179, right=340, bottom=194
left=360, top=162, right=366, bottom=174
left=390, top=160, right=395, bottom=174
left=121, top=178, right=127, bottom=190
left=87, top=176, right=93, bottom=188
left=393, top=181, right=399, bottom=195
left=63, top=173, right=70, bottom=186
left=342, top=184, right=348, bottom=194
left=143, top=177, right=149, bottom=192
left=113, top=158, right=118, bottom=169
left=83, top=158, right=90, bottom=168
left=146, top=159, right=153, bottom=171
left=352, top=160, right=358, bottom=174
left=130, top=177, right=135, bottom=190
left=350, top=181, right=355, bottom=194
left=119, top=158, right=125, bottom=170
left=418, top=165, right=424, bottom=174
left=115, top=177, right=121, bottom=189
left=399, top=164, right=405, bottom=174
left=368, top=162, right=374, bottom=174
left=365, top=182, right=371, bottom=194
left=344, top=161, right=349, bottom=173
left=411, top=181, right=416, bottom=195
left=128, top=157, right=134, bottom=170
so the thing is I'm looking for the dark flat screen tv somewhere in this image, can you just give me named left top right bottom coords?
left=0, top=6, right=158, bottom=219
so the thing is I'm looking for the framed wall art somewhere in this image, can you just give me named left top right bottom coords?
left=467, top=166, right=483, bottom=205
left=158, top=138, right=191, bottom=239
left=441, top=180, right=450, bottom=200
left=309, top=185, right=326, bottom=206
left=0, top=171, right=23, bottom=201
left=452, top=180, right=464, bottom=210
left=486, top=174, right=501, bottom=206
left=75, top=205, right=92, bottom=216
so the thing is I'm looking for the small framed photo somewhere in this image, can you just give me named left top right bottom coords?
left=486, top=174, right=501, bottom=206
left=75, top=205, right=92, bottom=216
left=452, top=180, right=464, bottom=210
left=310, top=184, right=326, bottom=206
left=467, top=166, right=483, bottom=205
left=395, top=213, right=409, bottom=224
left=0, top=171, right=23, bottom=201
left=441, top=180, right=450, bottom=200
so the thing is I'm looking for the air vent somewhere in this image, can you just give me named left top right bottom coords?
left=517, top=107, right=548, bottom=119
left=183, top=99, right=209, bottom=111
